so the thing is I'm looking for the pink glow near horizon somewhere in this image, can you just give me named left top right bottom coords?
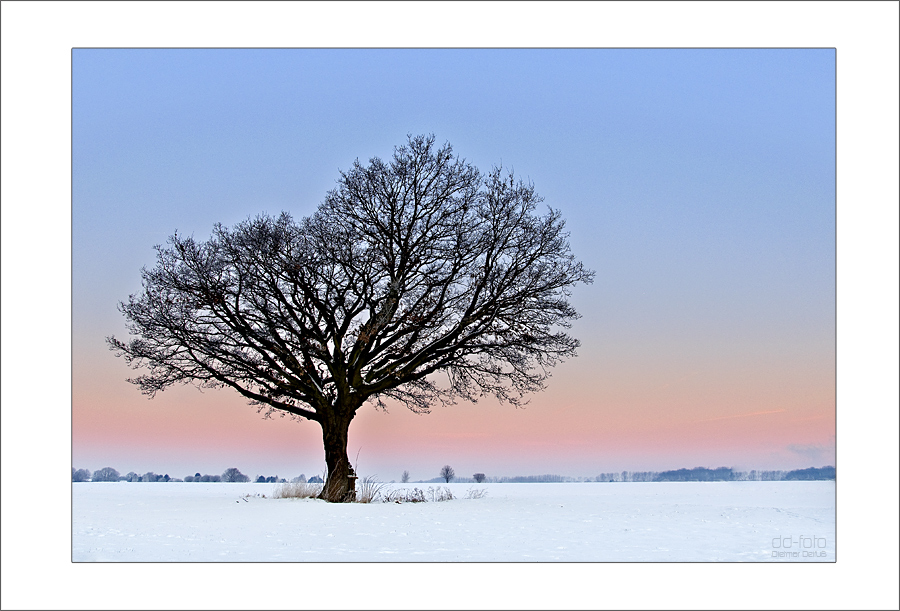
left=73, top=339, right=835, bottom=479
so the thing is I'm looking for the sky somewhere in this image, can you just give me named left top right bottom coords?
left=69, top=47, right=838, bottom=481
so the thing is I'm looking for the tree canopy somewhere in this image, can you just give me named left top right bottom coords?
left=109, top=134, right=593, bottom=501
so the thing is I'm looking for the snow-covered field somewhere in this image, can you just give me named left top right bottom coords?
left=72, top=481, right=834, bottom=562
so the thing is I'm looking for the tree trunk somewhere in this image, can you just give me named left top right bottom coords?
left=319, top=412, right=355, bottom=502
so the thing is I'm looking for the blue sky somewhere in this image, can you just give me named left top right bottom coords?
left=73, top=48, right=838, bottom=351
left=72, top=48, right=837, bottom=478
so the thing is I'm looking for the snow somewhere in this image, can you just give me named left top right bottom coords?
left=72, top=481, right=834, bottom=562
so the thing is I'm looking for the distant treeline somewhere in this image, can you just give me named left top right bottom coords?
left=595, top=466, right=836, bottom=482
left=74, top=465, right=835, bottom=483
left=419, top=467, right=835, bottom=484
left=72, top=467, right=290, bottom=483
left=782, top=466, right=836, bottom=480
left=418, top=474, right=568, bottom=484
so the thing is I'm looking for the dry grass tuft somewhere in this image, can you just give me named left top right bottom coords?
left=273, top=481, right=323, bottom=499
left=427, top=486, right=454, bottom=502
left=382, top=487, right=426, bottom=503
left=355, top=476, right=387, bottom=503
left=273, top=478, right=470, bottom=504
left=381, top=485, right=460, bottom=503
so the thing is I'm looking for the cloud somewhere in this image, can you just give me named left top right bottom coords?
left=786, top=442, right=834, bottom=463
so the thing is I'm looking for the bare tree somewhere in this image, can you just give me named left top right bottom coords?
left=72, top=468, right=91, bottom=482
left=401, top=470, right=410, bottom=483
left=473, top=472, right=485, bottom=483
left=109, top=135, right=593, bottom=502
left=440, top=465, right=455, bottom=483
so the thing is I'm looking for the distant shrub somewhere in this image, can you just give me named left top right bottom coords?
left=72, top=468, right=91, bottom=482
left=183, top=475, right=194, bottom=482
left=91, top=467, right=120, bottom=482
left=307, top=475, right=324, bottom=484
left=222, top=468, right=250, bottom=483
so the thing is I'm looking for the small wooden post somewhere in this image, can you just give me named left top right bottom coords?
left=347, top=466, right=358, bottom=502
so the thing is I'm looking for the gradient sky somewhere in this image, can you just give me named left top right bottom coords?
left=72, top=48, right=836, bottom=480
